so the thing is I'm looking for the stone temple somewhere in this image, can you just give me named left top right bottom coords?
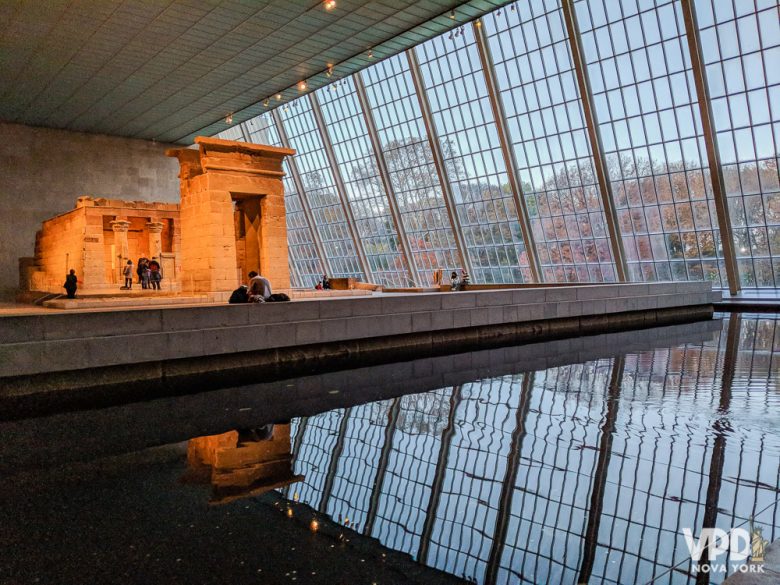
left=20, top=137, right=295, bottom=300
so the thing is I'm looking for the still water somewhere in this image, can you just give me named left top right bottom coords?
left=1, top=314, right=778, bottom=585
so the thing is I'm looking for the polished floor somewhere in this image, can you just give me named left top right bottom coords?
left=1, top=314, right=777, bottom=585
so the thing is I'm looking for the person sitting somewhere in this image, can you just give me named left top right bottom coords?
left=450, top=270, right=461, bottom=291
left=248, top=271, right=272, bottom=302
left=315, top=281, right=323, bottom=290
left=228, top=284, right=249, bottom=304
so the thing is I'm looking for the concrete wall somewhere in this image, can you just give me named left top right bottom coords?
left=0, top=121, right=180, bottom=299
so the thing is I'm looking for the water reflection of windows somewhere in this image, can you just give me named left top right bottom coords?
left=497, top=361, right=610, bottom=584
left=485, top=1, right=618, bottom=283
left=280, top=99, right=364, bottom=278
left=362, top=54, right=464, bottom=285
left=292, top=409, right=345, bottom=508
left=696, top=0, right=780, bottom=288
left=316, top=79, right=413, bottom=287
left=283, top=316, right=780, bottom=583
left=325, top=401, right=392, bottom=531
left=415, top=29, right=533, bottom=284
left=371, top=388, right=453, bottom=556
left=576, top=0, right=729, bottom=287
left=427, top=375, right=522, bottom=583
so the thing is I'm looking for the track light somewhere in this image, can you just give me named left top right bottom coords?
left=225, top=113, right=233, bottom=124
left=297, top=80, right=307, bottom=91
left=323, top=0, right=336, bottom=10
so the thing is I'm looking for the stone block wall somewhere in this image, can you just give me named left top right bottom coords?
left=27, top=208, right=88, bottom=292
left=178, top=174, right=238, bottom=293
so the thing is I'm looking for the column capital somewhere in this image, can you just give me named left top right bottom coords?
left=110, top=220, right=131, bottom=232
left=146, top=221, right=164, bottom=233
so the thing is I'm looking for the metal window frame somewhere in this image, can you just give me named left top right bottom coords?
left=309, top=91, right=373, bottom=282
left=364, top=397, right=402, bottom=536
left=406, top=48, right=475, bottom=278
left=472, top=20, right=543, bottom=283
left=483, top=372, right=534, bottom=585
left=576, top=356, right=624, bottom=584
left=560, top=0, right=629, bottom=283
left=680, top=0, right=741, bottom=295
left=271, top=108, right=333, bottom=277
left=318, top=408, right=353, bottom=514
left=417, top=385, right=462, bottom=564
left=353, top=71, right=421, bottom=286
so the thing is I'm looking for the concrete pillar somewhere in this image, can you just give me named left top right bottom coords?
left=110, top=219, right=130, bottom=283
left=147, top=221, right=164, bottom=261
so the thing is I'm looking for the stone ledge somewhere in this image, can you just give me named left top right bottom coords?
left=0, top=283, right=716, bottom=379
left=0, top=304, right=716, bottom=417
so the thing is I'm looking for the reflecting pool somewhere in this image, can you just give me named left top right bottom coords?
left=1, top=314, right=778, bottom=585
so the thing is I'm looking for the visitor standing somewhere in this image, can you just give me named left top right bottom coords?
left=141, top=261, right=151, bottom=290
left=136, top=257, right=146, bottom=288
left=148, top=258, right=162, bottom=290
left=63, top=269, right=78, bottom=299
left=123, top=260, right=134, bottom=289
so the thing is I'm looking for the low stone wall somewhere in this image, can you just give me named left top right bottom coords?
left=0, top=282, right=719, bottom=403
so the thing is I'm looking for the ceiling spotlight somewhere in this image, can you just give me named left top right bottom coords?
left=448, top=30, right=454, bottom=40
left=275, top=93, right=282, bottom=101
left=323, top=0, right=336, bottom=10
left=297, top=80, right=308, bottom=91
left=449, top=9, right=455, bottom=19
left=326, top=63, right=334, bottom=77
left=225, top=113, right=233, bottom=124
left=263, top=98, right=270, bottom=107
left=367, top=48, right=374, bottom=59
left=475, top=20, right=482, bottom=28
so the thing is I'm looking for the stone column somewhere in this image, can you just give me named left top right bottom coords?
left=147, top=221, right=164, bottom=261
left=110, top=220, right=131, bottom=282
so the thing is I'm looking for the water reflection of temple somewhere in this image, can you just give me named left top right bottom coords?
left=282, top=316, right=780, bottom=584
left=184, top=424, right=303, bottom=505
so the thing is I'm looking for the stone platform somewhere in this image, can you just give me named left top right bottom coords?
left=0, top=282, right=720, bottom=410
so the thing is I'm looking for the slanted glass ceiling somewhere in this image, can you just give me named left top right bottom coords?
left=217, top=0, right=780, bottom=293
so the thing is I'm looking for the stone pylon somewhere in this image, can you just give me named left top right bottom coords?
left=166, top=137, right=294, bottom=296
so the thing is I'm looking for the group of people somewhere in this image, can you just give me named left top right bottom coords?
left=122, top=257, right=162, bottom=290
left=314, top=274, right=331, bottom=290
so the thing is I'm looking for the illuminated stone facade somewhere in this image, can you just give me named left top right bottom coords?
left=21, top=196, right=181, bottom=293
left=166, top=136, right=295, bottom=295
